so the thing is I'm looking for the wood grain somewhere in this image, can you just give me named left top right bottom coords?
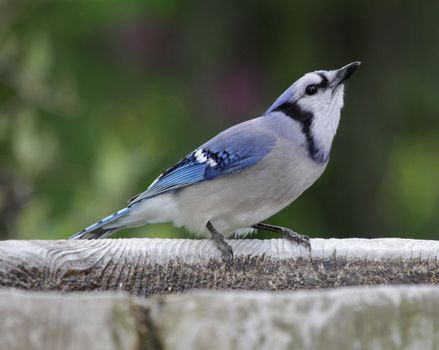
left=2, top=286, right=439, bottom=350
left=0, top=290, right=142, bottom=350
left=0, top=238, right=438, bottom=296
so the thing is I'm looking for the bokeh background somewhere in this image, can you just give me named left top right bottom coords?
left=0, top=0, right=438, bottom=241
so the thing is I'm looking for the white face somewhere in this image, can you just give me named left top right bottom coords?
left=278, top=71, right=344, bottom=162
left=294, top=70, right=345, bottom=118
left=264, top=62, right=359, bottom=163
left=293, top=70, right=346, bottom=162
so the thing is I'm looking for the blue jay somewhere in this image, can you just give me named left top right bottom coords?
left=70, top=62, right=360, bottom=261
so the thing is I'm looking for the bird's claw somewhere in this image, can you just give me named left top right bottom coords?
left=281, top=228, right=311, bottom=251
left=220, top=247, right=234, bottom=264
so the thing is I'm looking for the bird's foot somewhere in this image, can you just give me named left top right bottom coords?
left=252, top=223, right=311, bottom=251
left=207, top=221, right=234, bottom=264
left=279, top=228, right=311, bottom=251
left=212, top=234, right=234, bottom=264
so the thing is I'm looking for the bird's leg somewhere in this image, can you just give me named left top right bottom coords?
left=206, top=221, right=234, bottom=263
left=252, top=223, right=311, bottom=250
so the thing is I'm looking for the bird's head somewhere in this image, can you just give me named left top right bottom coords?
left=265, top=61, right=361, bottom=163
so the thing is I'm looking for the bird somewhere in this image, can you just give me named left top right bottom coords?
left=69, top=61, right=361, bottom=262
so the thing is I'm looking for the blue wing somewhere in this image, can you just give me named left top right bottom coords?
left=128, top=119, right=276, bottom=205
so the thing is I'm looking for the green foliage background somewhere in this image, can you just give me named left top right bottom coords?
left=0, top=0, right=438, bottom=240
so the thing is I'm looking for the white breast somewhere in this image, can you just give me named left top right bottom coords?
left=171, top=117, right=327, bottom=237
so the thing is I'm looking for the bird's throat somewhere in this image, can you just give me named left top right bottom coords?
left=273, top=102, right=327, bottom=164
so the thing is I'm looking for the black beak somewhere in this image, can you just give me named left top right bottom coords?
left=332, top=61, right=361, bottom=87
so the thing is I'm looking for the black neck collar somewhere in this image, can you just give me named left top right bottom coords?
left=273, top=102, right=324, bottom=163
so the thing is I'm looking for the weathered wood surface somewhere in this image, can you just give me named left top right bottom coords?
left=0, top=289, right=148, bottom=350
left=1, top=238, right=439, bottom=296
left=2, top=285, right=439, bottom=350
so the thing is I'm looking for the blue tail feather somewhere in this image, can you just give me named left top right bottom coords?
left=69, top=207, right=130, bottom=240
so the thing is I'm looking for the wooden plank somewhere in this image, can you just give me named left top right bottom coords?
left=0, top=290, right=142, bottom=350
left=146, top=285, right=439, bottom=350
left=0, top=238, right=438, bottom=295
left=1, top=285, right=439, bottom=349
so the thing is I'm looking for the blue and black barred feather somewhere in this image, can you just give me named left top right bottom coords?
left=128, top=123, right=276, bottom=205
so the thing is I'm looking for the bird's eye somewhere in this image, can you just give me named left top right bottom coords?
left=305, top=85, right=318, bottom=96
